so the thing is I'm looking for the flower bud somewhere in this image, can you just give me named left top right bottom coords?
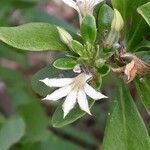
left=77, top=0, right=103, bottom=18
left=57, top=27, right=73, bottom=46
left=111, top=9, right=124, bottom=32
left=104, top=9, right=124, bottom=49
left=62, top=0, right=104, bottom=23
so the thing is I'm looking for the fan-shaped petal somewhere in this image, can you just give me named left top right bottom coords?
left=84, top=83, right=107, bottom=100
left=63, top=91, right=77, bottom=118
left=77, top=90, right=91, bottom=115
left=43, top=85, right=71, bottom=101
left=40, top=78, right=73, bottom=87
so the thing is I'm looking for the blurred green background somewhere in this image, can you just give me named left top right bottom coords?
left=0, top=0, right=149, bottom=150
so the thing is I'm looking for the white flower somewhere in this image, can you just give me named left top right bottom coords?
left=40, top=73, right=107, bottom=118
left=62, top=0, right=104, bottom=22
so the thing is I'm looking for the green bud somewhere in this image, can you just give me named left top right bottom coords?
left=57, top=27, right=73, bottom=46
left=104, top=9, right=124, bottom=49
left=72, top=40, right=84, bottom=56
left=111, top=9, right=124, bottom=32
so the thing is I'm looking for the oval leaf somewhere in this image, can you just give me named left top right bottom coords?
left=0, top=23, right=68, bottom=51
left=19, top=99, right=49, bottom=142
left=112, top=0, right=150, bottom=50
left=103, top=81, right=150, bottom=150
left=51, top=100, right=95, bottom=128
left=98, top=4, right=113, bottom=34
left=133, top=40, right=150, bottom=52
left=72, top=40, right=84, bottom=56
left=81, top=15, right=97, bottom=44
left=53, top=58, right=77, bottom=70
left=135, top=75, right=150, bottom=114
left=137, top=2, right=150, bottom=26
left=135, top=51, right=150, bottom=64
left=0, top=116, right=25, bottom=150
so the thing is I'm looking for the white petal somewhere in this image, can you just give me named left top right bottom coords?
left=77, top=90, right=91, bottom=115
left=84, top=83, right=108, bottom=100
left=84, top=73, right=92, bottom=81
left=62, top=91, right=77, bottom=118
left=93, top=0, right=104, bottom=6
left=40, top=78, right=73, bottom=87
left=43, top=86, right=71, bottom=101
left=62, top=0, right=79, bottom=11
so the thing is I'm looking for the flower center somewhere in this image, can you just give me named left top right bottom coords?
left=71, top=73, right=92, bottom=91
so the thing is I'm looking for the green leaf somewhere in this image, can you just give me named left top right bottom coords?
left=0, top=42, right=28, bottom=67
left=0, top=66, right=49, bottom=143
left=21, top=133, right=81, bottom=150
left=0, top=66, right=27, bottom=88
left=18, top=134, right=82, bottom=150
left=133, top=40, right=150, bottom=51
left=53, top=58, right=77, bottom=70
left=19, top=98, right=49, bottom=142
left=72, top=40, right=84, bottom=56
left=24, top=8, right=77, bottom=33
left=103, top=81, right=150, bottom=150
left=39, top=133, right=81, bottom=150
left=97, top=65, right=110, bottom=77
left=135, top=75, right=150, bottom=114
left=97, top=4, right=113, bottom=34
left=135, top=51, right=150, bottom=64
left=0, top=66, right=31, bottom=109
left=127, top=19, right=149, bottom=51
left=137, top=2, right=150, bottom=26
left=112, top=0, right=149, bottom=23
left=57, top=126, right=98, bottom=147
left=81, top=15, right=97, bottom=44
left=32, top=65, right=73, bottom=96
left=12, top=1, right=37, bottom=9
left=51, top=100, right=94, bottom=128
left=0, top=116, right=25, bottom=150
left=0, top=23, right=68, bottom=51
left=112, top=0, right=150, bottom=50
left=0, top=115, right=5, bottom=127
